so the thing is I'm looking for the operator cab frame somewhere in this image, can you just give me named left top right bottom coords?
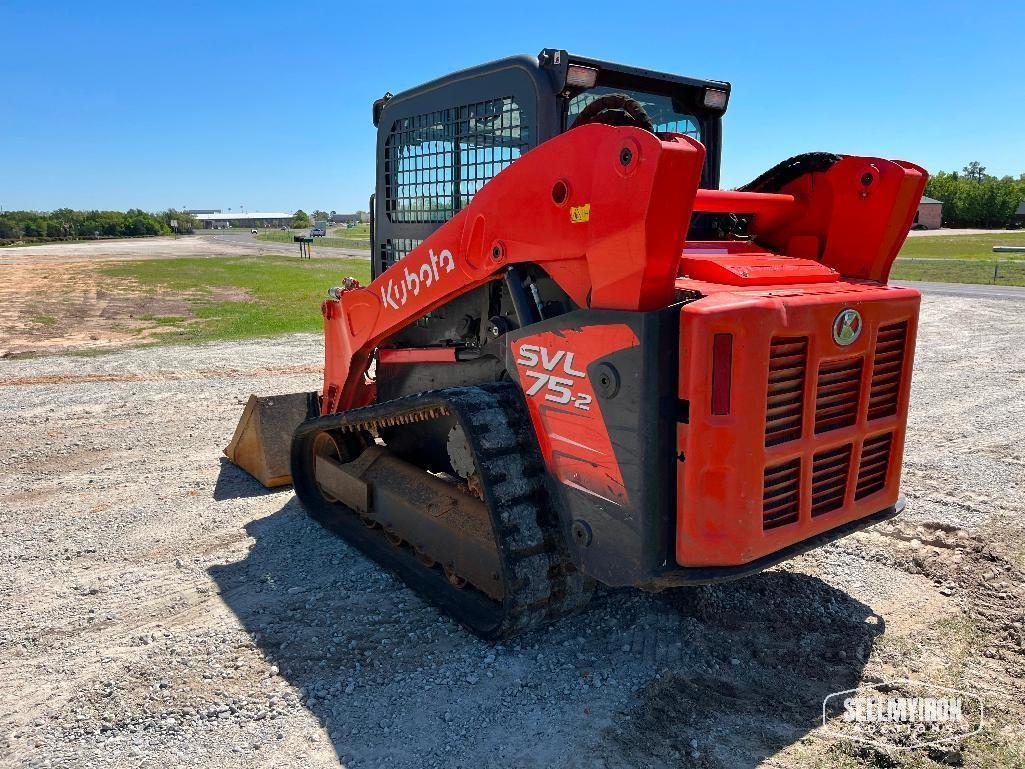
left=369, top=48, right=730, bottom=279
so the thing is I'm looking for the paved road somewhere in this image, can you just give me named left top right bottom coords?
left=900, top=279, right=1025, bottom=301
left=199, top=230, right=370, bottom=260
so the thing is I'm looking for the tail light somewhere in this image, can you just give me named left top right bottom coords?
left=711, top=333, right=733, bottom=416
left=566, top=65, right=599, bottom=89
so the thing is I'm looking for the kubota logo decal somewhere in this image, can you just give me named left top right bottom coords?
left=516, top=344, right=593, bottom=410
left=381, top=248, right=455, bottom=311
left=833, top=308, right=863, bottom=346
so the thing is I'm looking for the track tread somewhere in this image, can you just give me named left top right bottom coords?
left=291, top=381, right=593, bottom=639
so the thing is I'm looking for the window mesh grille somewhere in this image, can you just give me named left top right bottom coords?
left=384, top=97, right=528, bottom=225
left=379, top=239, right=423, bottom=275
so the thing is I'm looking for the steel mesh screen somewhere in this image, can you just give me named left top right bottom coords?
left=379, top=238, right=424, bottom=274
left=384, top=97, right=528, bottom=225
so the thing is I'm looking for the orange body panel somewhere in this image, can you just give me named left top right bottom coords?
left=681, top=241, right=839, bottom=286
left=675, top=279, right=919, bottom=566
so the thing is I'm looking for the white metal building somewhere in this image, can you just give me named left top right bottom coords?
left=193, top=212, right=293, bottom=229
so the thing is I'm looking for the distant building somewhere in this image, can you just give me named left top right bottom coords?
left=330, top=211, right=370, bottom=224
left=193, top=212, right=293, bottom=229
left=914, top=196, right=943, bottom=229
left=186, top=209, right=221, bottom=216
left=1014, top=201, right=1025, bottom=228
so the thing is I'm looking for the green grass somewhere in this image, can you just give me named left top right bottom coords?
left=891, top=231, right=1025, bottom=285
left=891, top=258, right=1025, bottom=286
left=31, top=314, right=58, bottom=326
left=140, top=314, right=188, bottom=326
left=257, top=227, right=370, bottom=251
left=331, top=223, right=370, bottom=238
left=897, top=231, right=1025, bottom=259
left=99, top=253, right=371, bottom=345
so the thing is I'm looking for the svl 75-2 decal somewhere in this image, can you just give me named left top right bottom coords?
left=510, top=325, right=640, bottom=507
left=515, top=344, right=593, bottom=410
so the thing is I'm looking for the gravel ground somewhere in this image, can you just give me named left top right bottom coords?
left=1, top=295, right=1024, bottom=769
left=0, top=235, right=254, bottom=265
left=0, top=232, right=368, bottom=266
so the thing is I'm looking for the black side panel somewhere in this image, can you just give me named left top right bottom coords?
left=504, top=308, right=680, bottom=587
left=376, top=357, right=505, bottom=402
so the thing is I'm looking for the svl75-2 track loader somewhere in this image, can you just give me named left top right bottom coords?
left=225, top=49, right=926, bottom=639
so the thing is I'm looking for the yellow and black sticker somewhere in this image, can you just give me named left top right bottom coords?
left=570, top=203, right=590, bottom=223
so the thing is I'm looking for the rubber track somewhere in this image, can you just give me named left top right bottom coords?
left=291, top=381, right=593, bottom=639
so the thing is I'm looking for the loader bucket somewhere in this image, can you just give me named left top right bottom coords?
left=224, top=392, right=319, bottom=487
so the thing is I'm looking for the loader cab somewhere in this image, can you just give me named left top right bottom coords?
left=370, top=49, right=730, bottom=279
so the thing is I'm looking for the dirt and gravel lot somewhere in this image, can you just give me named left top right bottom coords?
left=0, top=237, right=260, bottom=357
left=1, top=293, right=1024, bottom=768
left=0, top=236, right=369, bottom=357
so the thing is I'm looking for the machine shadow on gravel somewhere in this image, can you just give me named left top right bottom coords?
left=212, top=494, right=884, bottom=768
left=604, top=572, right=885, bottom=767
left=212, top=457, right=292, bottom=501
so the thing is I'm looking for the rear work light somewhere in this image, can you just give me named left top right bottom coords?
left=711, top=333, right=733, bottom=415
left=703, top=88, right=728, bottom=110
left=566, top=65, right=599, bottom=89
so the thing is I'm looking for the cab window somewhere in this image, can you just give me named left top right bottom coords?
left=566, top=86, right=701, bottom=139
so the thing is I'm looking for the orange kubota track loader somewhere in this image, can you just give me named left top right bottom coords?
left=226, top=50, right=926, bottom=638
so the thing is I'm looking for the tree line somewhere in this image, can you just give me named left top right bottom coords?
left=0, top=209, right=197, bottom=243
left=926, top=162, right=1025, bottom=229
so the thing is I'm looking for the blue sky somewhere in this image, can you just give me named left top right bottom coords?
left=2, top=1, right=1023, bottom=214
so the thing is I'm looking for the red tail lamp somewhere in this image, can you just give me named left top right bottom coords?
left=711, top=333, right=733, bottom=416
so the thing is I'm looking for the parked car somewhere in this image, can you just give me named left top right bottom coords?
left=251, top=229, right=258, bottom=234
left=280, top=226, right=288, bottom=231
left=311, top=227, right=326, bottom=237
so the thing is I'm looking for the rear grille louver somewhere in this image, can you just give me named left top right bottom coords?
left=811, top=444, right=853, bottom=516
left=856, top=433, right=893, bottom=499
left=868, top=322, right=908, bottom=420
left=765, top=337, right=808, bottom=447
left=815, top=357, right=863, bottom=434
left=763, top=459, right=801, bottom=529
left=756, top=319, right=908, bottom=530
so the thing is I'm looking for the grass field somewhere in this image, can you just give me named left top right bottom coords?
left=99, top=254, right=371, bottom=345
left=257, top=226, right=370, bottom=251
left=892, top=231, right=1025, bottom=285
left=897, top=231, right=1025, bottom=259
left=80, top=231, right=1025, bottom=352
left=891, top=258, right=1025, bottom=285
